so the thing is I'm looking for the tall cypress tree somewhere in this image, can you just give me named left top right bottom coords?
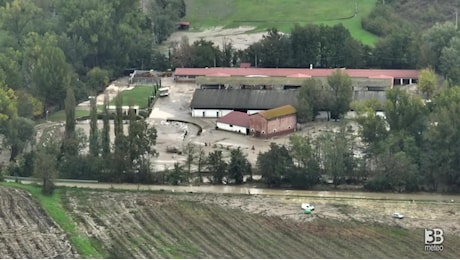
left=101, top=94, right=110, bottom=157
left=61, top=86, right=78, bottom=157
left=89, top=93, right=99, bottom=157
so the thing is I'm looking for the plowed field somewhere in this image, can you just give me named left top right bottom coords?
left=62, top=189, right=460, bottom=258
left=0, top=186, right=78, bottom=258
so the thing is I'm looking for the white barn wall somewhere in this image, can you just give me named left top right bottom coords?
left=216, top=122, right=247, bottom=135
left=191, top=109, right=233, bottom=118
left=247, top=110, right=262, bottom=115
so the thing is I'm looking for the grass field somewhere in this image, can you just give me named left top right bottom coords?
left=109, top=85, right=154, bottom=108
left=184, top=0, right=379, bottom=45
left=47, top=109, right=90, bottom=122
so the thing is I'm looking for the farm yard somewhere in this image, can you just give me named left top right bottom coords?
left=2, top=183, right=459, bottom=258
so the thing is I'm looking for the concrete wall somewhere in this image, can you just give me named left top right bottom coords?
left=216, top=122, right=247, bottom=135
left=249, top=114, right=267, bottom=136
left=266, top=114, right=296, bottom=137
left=249, top=114, right=296, bottom=138
left=191, top=109, right=233, bottom=118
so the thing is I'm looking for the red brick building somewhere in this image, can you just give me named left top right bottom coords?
left=249, top=105, right=297, bottom=138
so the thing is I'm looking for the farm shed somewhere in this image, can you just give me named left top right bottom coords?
left=216, top=111, right=250, bottom=135
left=190, top=89, right=298, bottom=118
left=129, top=70, right=161, bottom=86
left=174, top=67, right=419, bottom=87
left=249, top=105, right=297, bottom=138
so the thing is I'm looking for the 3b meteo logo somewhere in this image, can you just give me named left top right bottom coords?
left=424, top=228, right=444, bottom=252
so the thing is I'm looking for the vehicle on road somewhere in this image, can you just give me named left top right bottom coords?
left=159, top=87, right=170, bottom=97
left=392, top=212, right=404, bottom=219
left=301, top=203, right=315, bottom=211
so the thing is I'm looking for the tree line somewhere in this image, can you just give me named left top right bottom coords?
left=254, top=78, right=460, bottom=192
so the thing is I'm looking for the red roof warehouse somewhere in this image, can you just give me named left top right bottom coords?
left=174, top=67, right=419, bottom=86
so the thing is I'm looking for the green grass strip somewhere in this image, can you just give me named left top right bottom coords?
left=1, top=182, right=107, bottom=258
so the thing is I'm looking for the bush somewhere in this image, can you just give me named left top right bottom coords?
left=363, top=177, right=393, bottom=192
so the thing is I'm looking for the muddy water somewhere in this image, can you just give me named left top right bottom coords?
left=49, top=181, right=460, bottom=202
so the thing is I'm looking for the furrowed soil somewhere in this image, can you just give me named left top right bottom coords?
left=0, top=186, right=78, bottom=259
left=61, top=188, right=460, bottom=258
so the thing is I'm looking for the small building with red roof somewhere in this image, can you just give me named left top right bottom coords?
left=249, top=105, right=297, bottom=138
left=216, top=111, right=250, bottom=135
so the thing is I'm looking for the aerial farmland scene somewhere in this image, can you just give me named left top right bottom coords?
left=1, top=0, right=460, bottom=258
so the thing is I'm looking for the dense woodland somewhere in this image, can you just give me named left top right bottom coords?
left=1, top=0, right=460, bottom=194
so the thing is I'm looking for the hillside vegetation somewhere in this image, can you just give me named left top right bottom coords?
left=183, top=0, right=379, bottom=45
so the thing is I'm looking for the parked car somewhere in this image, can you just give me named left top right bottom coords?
left=301, top=203, right=315, bottom=211
left=392, top=212, right=404, bottom=219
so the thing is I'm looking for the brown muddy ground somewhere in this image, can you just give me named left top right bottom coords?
left=62, top=188, right=460, bottom=258
left=0, top=186, right=79, bottom=259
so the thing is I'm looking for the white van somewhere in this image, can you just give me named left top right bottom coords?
left=158, top=87, right=170, bottom=97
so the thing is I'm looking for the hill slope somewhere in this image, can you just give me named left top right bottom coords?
left=183, top=0, right=379, bottom=45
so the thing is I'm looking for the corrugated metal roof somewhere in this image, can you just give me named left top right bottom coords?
left=175, top=68, right=419, bottom=79
left=259, top=105, right=296, bottom=120
left=190, top=89, right=299, bottom=110
left=217, top=111, right=250, bottom=127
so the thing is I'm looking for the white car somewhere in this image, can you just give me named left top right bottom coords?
left=301, top=203, right=315, bottom=211
left=392, top=212, right=404, bottom=219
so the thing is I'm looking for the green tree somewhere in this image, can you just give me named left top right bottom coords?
left=417, top=68, right=438, bottom=100
left=113, top=93, right=123, bottom=138
left=190, top=39, right=221, bottom=68
left=0, top=0, right=41, bottom=46
left=195, top=145, right=206, bottom=183
left=206, top=150, right=227, bottom=184
left=385, top=88, right=427, bottom=142
left=352, top=99, right=389, bottom=152
left=290, top=24, right=320, bottom=67
left=183, top=142, right=196, bottom=183
left=287, top=135, right=320, bottom=188
left=257, top=143, right=293, bottom=187
left=15, top=90, right=42, bottom=118
left=86, top=67, right=109, bottom=94
left=423, top=87, right=460, bottom=191
left=0, top=87, right=17, bottom=122
left=101, top=94, right=110, bottom=157
left=296, top=78, right=327, bottom=122
left=227, top=147, right=251, bottom=184
left=316, top=126, right=355, bottom=188
left=257, top=28, right=290, bottom=68
left=61, top=86, right=78, bottom=157
left=32, top=41, right=71, bottom=114
left=172, top=36, right=193, bottom=68
left=127, top=108, right=158, bottom=182
left=89, top=94, right=99, bottom=157
left=327, top=69, right=353, bottom=120
left=168, top=162, right=186, bottom=185
left=422, top=22, right=458, bottom=71
left=440, top=37, right=460, bottom=85
left=3, top=117, right=35, bottom=162
left=34, top=126, right=62, bottom=195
